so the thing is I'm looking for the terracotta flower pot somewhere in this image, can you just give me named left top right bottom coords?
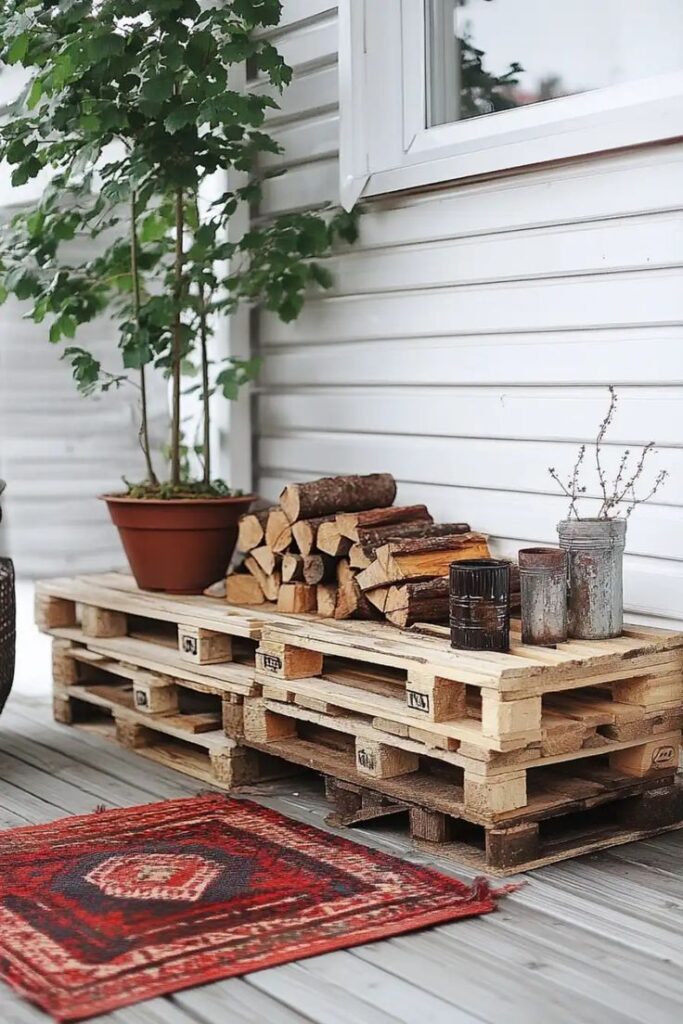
left=102, top=494, right=255, bottom=595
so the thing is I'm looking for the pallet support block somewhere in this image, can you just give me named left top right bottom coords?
left=178, top=624, right=233, bottom=665
left=209, top=747, right=260, bottom=787
left=613, top=673, right=683, bottom=710
left=35, top=594, right=76, bottom=631
left=610, top=736, right=680, bottom=777
left=53, top=693, right=74, bottom=725
left=405, top=672, right=467, bottom=722
left=481, top=694, right=542, bottom=745
left=222, top=695, right=245, bottom=740
left=255, top=641, right=323, bottom=680
left=463, top=770, right=527, bottom=815
left=409, top=807, right=451, bottom=844
left=81, top=605, right=128, bottom=638
left=485, top=822, right=540, bottom=871
left=52, top=640, right=81, bottom=686
left=243, top=700, right=297, bottom=743
left=355, top=738, right=419, bottom=778
left=132, top=672, right=179, bottom=715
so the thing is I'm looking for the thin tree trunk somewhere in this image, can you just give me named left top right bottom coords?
left=171, top=188, right=184, bottom=487
left=199, top=283, right=211, bottom=486
left=130, top=190, right=158, bottom=485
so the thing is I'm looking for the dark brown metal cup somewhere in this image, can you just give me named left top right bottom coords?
left=518, top=547, right=568, bottom=647
left=449, top=559, right=510, bottom=652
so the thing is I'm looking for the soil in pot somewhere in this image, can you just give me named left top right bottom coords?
left=103, top=494, right=254, bottom=595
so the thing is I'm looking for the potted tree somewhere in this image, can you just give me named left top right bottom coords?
left=0, top=0, right=356, bottom=593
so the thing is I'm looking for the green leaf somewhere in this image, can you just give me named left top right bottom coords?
left=27, top=78, right=43, bottom=110
left=185, top=30, right=215, bottom=73
left=6, top=32, right=29, bottom=65
left=142, top=69, right=175, bottom=104
left=164, top=103, right=198, bottom=134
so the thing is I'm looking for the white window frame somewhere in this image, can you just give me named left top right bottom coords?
left=338, top=0, right=683, bottom=210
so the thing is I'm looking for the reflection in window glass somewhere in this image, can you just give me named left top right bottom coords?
left=426, top=0, right=683, bottom=127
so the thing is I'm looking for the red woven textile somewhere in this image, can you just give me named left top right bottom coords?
left=0, top=794, right=504, bottom=1021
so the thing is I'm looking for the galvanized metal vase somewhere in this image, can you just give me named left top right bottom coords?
left=518, top=547, right=568, bottom=647
left=449, top=558, right=510, bottom=652
left=557, top=518, right=626, bottom=640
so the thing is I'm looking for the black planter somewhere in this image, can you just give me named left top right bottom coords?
left=449, top=558, right=511, bottom=652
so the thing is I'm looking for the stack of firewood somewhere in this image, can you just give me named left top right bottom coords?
left=225, top=472, right=518, bottom=629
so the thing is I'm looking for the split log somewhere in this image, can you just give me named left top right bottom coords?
left=265, top=509, right=294, bottom=553
left=334, top=559, right=381, bottom=620
left=245, top=556, right=281, bottom=602
left=203, top=578, right=226, bottom=599
left=277, top=584, right=317, bottom=614
left=349, top=543, right=372, bottom=570
left=291, top=515, right=336, bottom=556
left=355, top=521, right=471, bottom=557
left=336, top=504, right=432, bottom=541
left=356, top=532, right=490, bottom=590
left=280, top=473, right=397, bottom=523
left=384, top=578, right=449, bottom=629
left=226, top=573, right=265, bottom=605
left=316, top=521, right=352, bottom=558
left=281, top=553, right=305, bottom=583
left=251, top=545, right=281, bottom=576
left=237, top=507, right=272, bottom=552
left=364, top=587, right=391, bottom=614
left=316, top=583, right=338, bottom=617
left=303, top=553, right=336, bottom=585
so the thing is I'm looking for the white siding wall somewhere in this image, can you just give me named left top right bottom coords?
left=253, top=3, right=683, bottom=628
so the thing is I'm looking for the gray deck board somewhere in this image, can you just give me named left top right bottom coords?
left=2, top=694, right=683, bottom=1024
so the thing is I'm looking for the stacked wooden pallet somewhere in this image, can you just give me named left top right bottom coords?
left=36, top=573, right=683, bottom=874
left=228, top=472, right=494, bottom=626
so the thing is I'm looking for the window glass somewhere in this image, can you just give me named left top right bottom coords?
left=427, top=0, right=683, bottom=127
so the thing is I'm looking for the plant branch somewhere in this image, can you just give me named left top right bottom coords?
left=170, top=186, right=184, bottom=487
left=130, top=188, right=158, bottom=486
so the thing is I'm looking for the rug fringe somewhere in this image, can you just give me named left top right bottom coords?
left=470, top=875, right=525, bottom=900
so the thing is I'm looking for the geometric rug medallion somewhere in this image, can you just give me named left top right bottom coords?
left=0, top=794, right=511, bottom=1021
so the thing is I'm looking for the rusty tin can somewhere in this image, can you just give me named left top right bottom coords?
left=518, top=547, right=568, bottom=647
left=557, top=518, right=626, bottom=640
left=449, top=558, right=510, bottom=652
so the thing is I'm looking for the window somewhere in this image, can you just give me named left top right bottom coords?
left=339, top=0, right=683, bottom=209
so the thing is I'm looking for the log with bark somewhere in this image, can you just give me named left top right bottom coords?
left=334, top=560, right=381, bottom=620
left=291, top=515, right=336, bottom=556
left=336, top=504, right=432, bottom=541
left=354, top=521, right=471, bottom=558
left=356, top=532, right=490, bottom=590
left=237, top=507, right=273, bottom=552
left=245, top=556, right=281, bottom=602
left=303, top=553, right=337, bottom=585
left=383, top=578, right=449, bottom=629
left=281, top=553, right=305, bottom=583
left=279, top=473, right=397, bottom=523
left=265, top=509, right=294, bottom=553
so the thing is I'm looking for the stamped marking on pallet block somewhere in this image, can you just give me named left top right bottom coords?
left=81, top=605, right=128, bottom=639
left=611, top=736, right=681, bottom=777
left=404, top=672, right=467, bottom=723
left=178, top=624, right=233, bottom=665
left=132, top=672, right=179, bottom=715
left=255, top=640, right=323, bottom=680
left=355, top=738, right=419, bottom=779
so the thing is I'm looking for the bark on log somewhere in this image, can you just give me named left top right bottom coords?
left=226, top=573, right=266, bottom=605
left=303, top=553, right=336, bottom=585
left=265, top=509, right=294, bottom=553
left=291, top=515, right=336, bottom=556
left=237, top=507, right=273, bottom=552
left=316, top=521, right=352, bottom=558
left=316, top=583, right=338, bottom=617
left=356, top=521, right=471, bottom=557
left=281, top=553, right=305, bottom=583
left=244, top=556, right=280, bottom=602
left=336, top=504, right=432, bottom=541
left=251, top=545, right=281, bottom=576
left=384, top=578, right=449, bottom=629
left=279, top=473, right=397, bottom=523
left=356, top=532, right=490, bottom=590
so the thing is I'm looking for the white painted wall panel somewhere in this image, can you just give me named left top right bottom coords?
left=251, top=2, right=683, bottom=626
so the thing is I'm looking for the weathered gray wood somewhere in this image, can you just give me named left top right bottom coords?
left=175, top=977, right=311, bottom=1024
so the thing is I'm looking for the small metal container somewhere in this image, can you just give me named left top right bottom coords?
left=449, top=558, right=510, bottom=652
left=518, top=547, right=568, bottom=647
left=557, top=518, right=626, bottom=640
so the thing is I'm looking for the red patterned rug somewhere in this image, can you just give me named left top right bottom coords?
left=0, top=794, right=513, bottom=1021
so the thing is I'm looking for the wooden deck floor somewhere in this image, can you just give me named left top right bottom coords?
left=2, top=693, right=683, bottom=1024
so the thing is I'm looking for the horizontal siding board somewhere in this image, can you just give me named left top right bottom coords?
left=257, top=386, right=683, bottom=446
left=259, top=329, right=682, bottom=387
left=261, top=269, right=683, bottom=344
left=255, top=65, right=338, bottom=126
left=256, top=13, right=337, bottom=74
left=261, top=112, right=339, bottom=169
left=358, top=146, right=683, bottom=249
left=260, top=156, right=339, bottom=213
left=318, top=211, right=683, bottom=296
